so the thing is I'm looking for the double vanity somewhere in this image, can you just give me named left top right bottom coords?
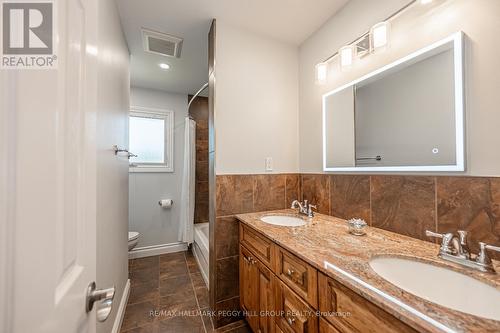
left=236, top=209, right=500, bottom=333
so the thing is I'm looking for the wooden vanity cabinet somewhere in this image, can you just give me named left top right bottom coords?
left=239, top=222, right=419, bottom=333
left=240, top=245, right=275, bottom=333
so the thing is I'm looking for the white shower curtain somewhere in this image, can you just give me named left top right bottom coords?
left=178, top=117, right=196, bottom=244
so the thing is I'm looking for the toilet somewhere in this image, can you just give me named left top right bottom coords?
left=128, top=231, right=139, bottom=251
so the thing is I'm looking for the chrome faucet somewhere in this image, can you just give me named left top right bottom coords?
left=426, top=230, right=500, bottom=273
left=291, top=199, right=317, bottom=218
left=453, top=230, right=471, bottom=259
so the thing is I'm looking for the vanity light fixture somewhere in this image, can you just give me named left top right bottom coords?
left=315, top=62, right=328, bottom=85
left=159, top=63, right=170, bottom=70
left=370, top=21, right=391, bottom=52
left=339, top=45, right=356, bottom=69
left=313, top=0, right=424, bottom=82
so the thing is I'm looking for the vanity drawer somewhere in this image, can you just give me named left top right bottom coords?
left=274, top=245, right=318, bottom=308
left=240, top=224, right=273, bottom=268
left=318, top=273, right=418, bottom=333
left=275, top=279, right=318, bottom=333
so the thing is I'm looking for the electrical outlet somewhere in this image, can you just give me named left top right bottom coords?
left=265, top=157, right=273, bottom=172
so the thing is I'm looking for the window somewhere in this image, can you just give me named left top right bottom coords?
left=129, top=107, right=174, bottom=172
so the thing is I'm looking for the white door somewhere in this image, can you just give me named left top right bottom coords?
left=0, top=0, right=105, bottom=332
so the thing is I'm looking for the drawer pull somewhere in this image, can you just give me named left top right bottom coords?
left=287, top=317, right=296, bottom=325
left=243, top=255, right=257, bottom=265
left=286, top=268, right=295, bottom=277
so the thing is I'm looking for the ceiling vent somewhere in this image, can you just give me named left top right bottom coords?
left=142, top=28, right=183, bottom=58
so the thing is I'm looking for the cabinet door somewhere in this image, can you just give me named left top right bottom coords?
left=257, top=260, right=274, bottom=333
left=240, top=245, right=259, bottom=332
left=275, top=279, right=318, bottom=333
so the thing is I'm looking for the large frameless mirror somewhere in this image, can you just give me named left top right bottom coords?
left=323, top=32, right=465, bottom=172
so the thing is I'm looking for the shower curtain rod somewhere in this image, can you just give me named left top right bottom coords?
left=188, top=82, right=209, bottom=109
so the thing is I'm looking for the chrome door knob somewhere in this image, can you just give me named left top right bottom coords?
left=86, top=282, right=115, bottom=322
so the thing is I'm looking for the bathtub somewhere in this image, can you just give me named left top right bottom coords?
left=193, top=223, right=209, bottom=287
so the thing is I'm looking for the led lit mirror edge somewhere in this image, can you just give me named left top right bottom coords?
left=321, top=31, right=465, bottom=173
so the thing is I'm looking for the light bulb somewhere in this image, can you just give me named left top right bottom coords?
left=315, top=62, right=328, bottom=85
left=370, top=21, right=391, bottom=52
left=339, top=45, right=355, bottom=69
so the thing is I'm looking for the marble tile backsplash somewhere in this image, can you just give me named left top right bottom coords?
left=300, top=174, right=500, bottom=260
left=371, top=176, right=436, bottom=241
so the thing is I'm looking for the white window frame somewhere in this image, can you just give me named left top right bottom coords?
left=129, top=106, right=174, bottom=173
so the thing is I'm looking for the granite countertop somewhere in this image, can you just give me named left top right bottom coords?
left=235, top=209, right=500, bottom=333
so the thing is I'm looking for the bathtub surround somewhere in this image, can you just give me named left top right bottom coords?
left=189, top=96, right=210, bottom=224
left=129, top=87, right=189, bottom=251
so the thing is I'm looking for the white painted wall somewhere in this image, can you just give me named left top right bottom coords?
left=299, top=0, right=500, bottom=176
left=96, top=0, right=130, bottom=332
left=129, top=87, right=188, bottom=248
left=214, top=20, right=299, bottom=174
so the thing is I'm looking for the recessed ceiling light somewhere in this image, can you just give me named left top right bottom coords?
left=159, top=63, right=170, bottom=70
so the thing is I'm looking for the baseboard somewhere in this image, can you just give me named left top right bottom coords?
left=128, top=242, right=188, bottom=259
left=111, top=279, right=130, bottom=333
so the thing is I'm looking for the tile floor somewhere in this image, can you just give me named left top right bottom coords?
left=121, top=250, right=250, bottom=333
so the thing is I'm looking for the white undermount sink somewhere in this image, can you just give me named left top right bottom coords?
left=369, top=257, right=500, bottom=321
left=260, top=215, right=306, bottom=227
